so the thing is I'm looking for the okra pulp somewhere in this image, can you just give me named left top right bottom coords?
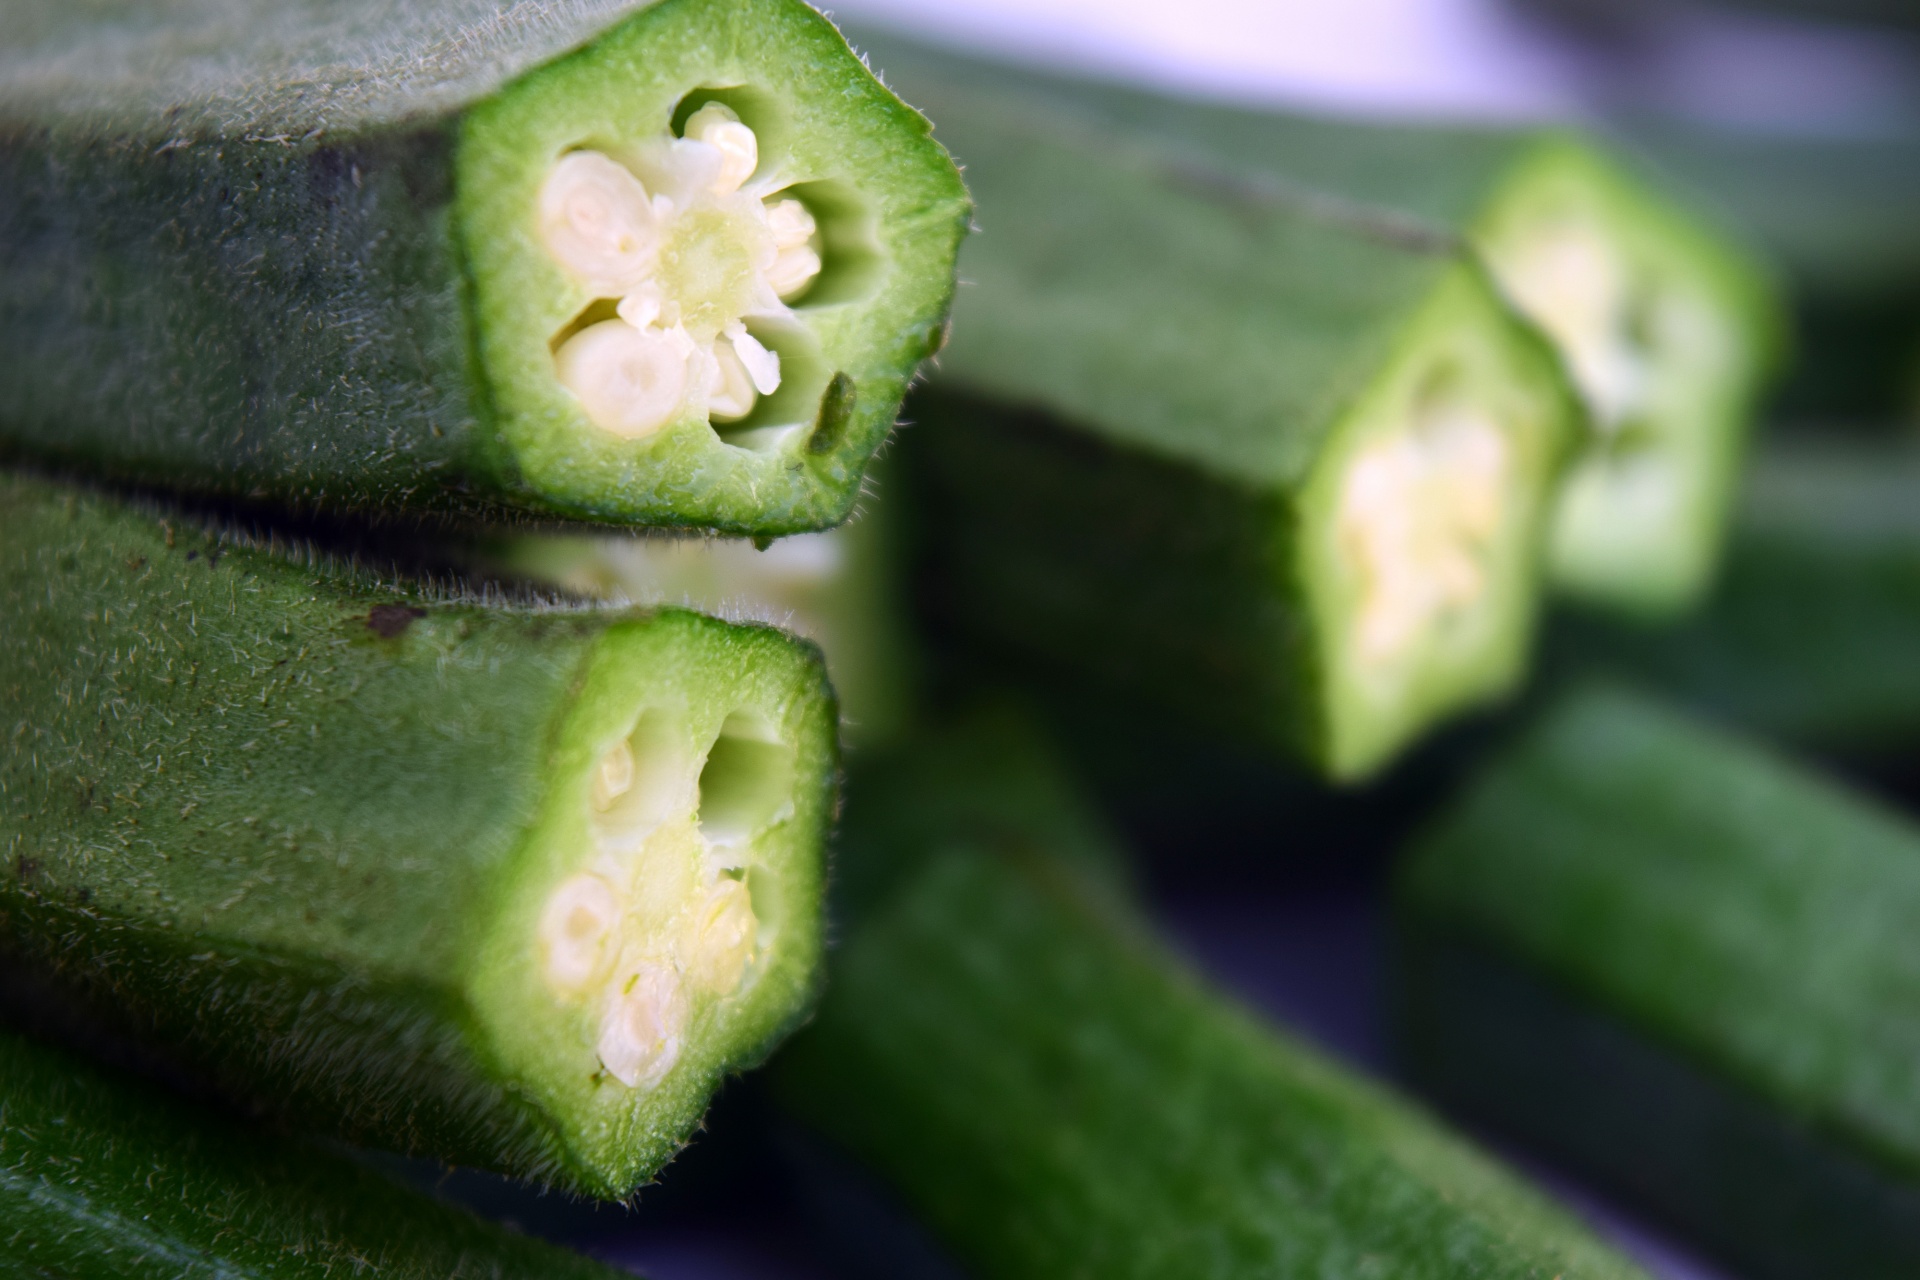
left=0, top=0, right=970, bottom=534
left=0, top=471, right=837, bottom=1197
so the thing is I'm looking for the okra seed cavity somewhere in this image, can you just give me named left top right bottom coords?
left=540, top=708, right=799, bottom=1092
left=538, top=103, right=826, bottom=442
left=1337, top=398, right=1511, bottom=667
left=1490, top=215, right=1649, bottom=432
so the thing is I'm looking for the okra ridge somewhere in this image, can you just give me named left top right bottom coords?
left=455, top=0, right=971, bottom=535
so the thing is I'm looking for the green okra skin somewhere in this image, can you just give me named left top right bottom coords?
left=873, top=59, right=1580, bottom=781
left=0, top=1026, right=632, bottom=1280
left=0, top=471, right=837, bottom=1198
left=861, top=33, right=1781, bottom=617
left=1551, top=435, right=1920, bottom=751
left=770, top=714, right=1649, bottom=1280
left=1395, top=685, right=1920, bottom=1280
left=0, top=0, right=970, bottom=536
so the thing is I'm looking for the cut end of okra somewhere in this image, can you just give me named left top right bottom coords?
left=472, top=615, right=834, bottom=1193
left=1303, top=265, right=1574, bottom=780
left=458, top=0, right=970, bottom=533
left=1473, top=137, right=1779, bottom=615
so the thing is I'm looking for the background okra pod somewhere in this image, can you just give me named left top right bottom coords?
left=1397, top=685, right=1920, bottom=1280
left=866, top=33, right=1782, bottom=617
left=876, top=57, right=1581, bottom=779
left=772, top=714, right=1650, bottom=1280
left=0, top=471, right=837, bottom=1197
left=0, top=1025, right=631, bottom=1278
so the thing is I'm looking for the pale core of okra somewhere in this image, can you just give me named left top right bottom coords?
left=1486, top=215, right=1720, bottom=536
left=539, top=104, right=824, bottom=440
left=536, top=712, right=792, bottom=1089
left=1336, top=394, right=1511, bottom=673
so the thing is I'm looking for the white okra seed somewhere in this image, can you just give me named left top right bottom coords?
left=553, top=320, right=697, bottom=439
left=538, top=152, right=662, bottom=297
left=683, top=104, right=759, bottom=196
left=707, top=339, right=759, bottom=421
left=597, top=962, right=689, bottom=1089
left=539, top=873, right=623, bottom=993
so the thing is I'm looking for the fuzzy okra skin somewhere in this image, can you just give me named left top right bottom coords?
left=1396, top=686, right=1920, bottom=1280
left=1551, top=435, right=1920, bottom=752
left=0, top=0, right=969, bottom=536
left=0, top=1028, right=631, bottom=1279
left=862, top=33, right=1779, bottom=616
left=880, top=62, right=1578, bottom=780
left=0, top=472, right=837, bottom=1198
left=771, top=716, right=1648, bottom=1280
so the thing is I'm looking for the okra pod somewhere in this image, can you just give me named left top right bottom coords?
left=1396, top=685, right=1920, bottom=1280
left=0, top=1025, right=629, bottom=1278
left=879, top=58, right=1580, bottom=780
left=1551, top=435, right=1920, bottom=751
left=865, top=33, right=1780, bottom=615
left=0, top=471, right=837, bottom=1197
left=0, top=0, right=970, bottom=535
left=772, top=715, right=1648, bottom=1280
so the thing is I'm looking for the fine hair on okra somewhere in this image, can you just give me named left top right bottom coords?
left=0, top=0, right=971, bottom=535
left=876, top=56, right=1582, bottom=779
left=0, top=1023, right=633, bottom=1279
left=0, top=470, right=838, bottom=1198
left=860, top=31, right=1783, bottom=617
left=1396, top=685, right=1920, bottom=1280
left=771, top=712, right=1650, bottom=1280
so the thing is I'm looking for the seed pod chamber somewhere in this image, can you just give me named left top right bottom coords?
left=469, top=610, right=836, bottom=1193
left=456, top=0, right=970, bottom=534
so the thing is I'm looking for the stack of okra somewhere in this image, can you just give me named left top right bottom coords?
left=3, top=2, right=1918, bottom=1277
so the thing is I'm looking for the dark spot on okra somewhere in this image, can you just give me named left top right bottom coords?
left=808, top=373, right=857, bottom=455
left=13, top=856, right=39, bottom=882
left=365, top=604, right=428, bottom=639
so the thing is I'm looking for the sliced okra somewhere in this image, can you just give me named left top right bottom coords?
left=0, top=471, right=837, bottom=1197
left=0, top=0, right=970, bottom=534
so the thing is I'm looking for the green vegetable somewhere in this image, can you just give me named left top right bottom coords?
left=1623, top=125, right=1920, bottom=423
left=484, top=473, right=914, bottom=747
left=863, top=33, right=1780, bottom=615
left=1550, top=435, right=1920, bottom=752
left=875, top=58, right=1580, bottom=781
left=0, top=1024, right=631, bottom=1278
left=772, top=714, right=1649, bottom=1280
left=1396, top=685, right=1920, bottom=1280
left=0, top=0, right=969, bottom=535
left=0, top=471, right=837, bottom=1197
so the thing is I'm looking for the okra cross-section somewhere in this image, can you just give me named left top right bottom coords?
left=773, top=717, right=1648, bottom=1280
left=890, top=63, right=1578, bottom=778
left=0, top=1027, right=632, bottom=1280
left=0, top=472, right=837, bottom=1197
left=862, top=33, right=1781, bottom=615
left=1396, top=686, right=1920, bottom=1279
left=0, top=0, right=970, bottom=535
